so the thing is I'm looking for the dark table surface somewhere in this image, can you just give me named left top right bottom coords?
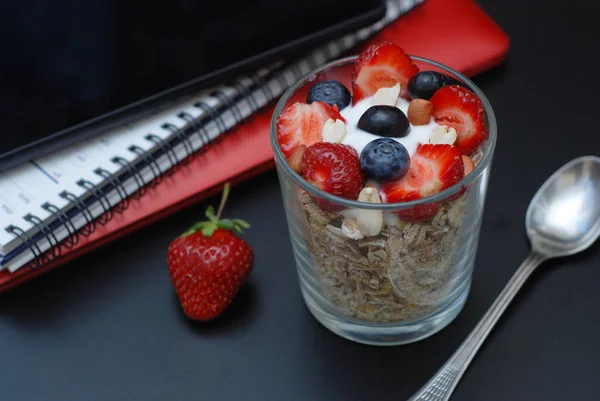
left=2, top=1, right=600, bottom=400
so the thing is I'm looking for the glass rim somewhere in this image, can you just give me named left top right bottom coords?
left=270, top=55, right=497, bottom=211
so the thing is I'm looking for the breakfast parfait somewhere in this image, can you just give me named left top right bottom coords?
left=274, top=42, right=491, bottom=325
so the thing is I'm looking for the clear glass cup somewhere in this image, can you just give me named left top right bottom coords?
left=270, top=55, right=497, bottom=346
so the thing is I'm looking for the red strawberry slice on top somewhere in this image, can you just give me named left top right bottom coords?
left=302, top=142, right=364, bottom=211
left=276, top=101, right=345, bottom=158
left=352, top=41, right=419, bottom=104
left=380, top=144, right=464, bottom=222
left=430, top=85, right=487, bottom=154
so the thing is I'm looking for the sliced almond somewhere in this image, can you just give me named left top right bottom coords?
left=371, top=83, right=401, bottom=107
left=322, top=118, right=347, bottom=143
left=407, top=99, right=433, bottom=126
left=287, top=144, right=306, bottom=174
left=430, top=125, right=458, bottom=145
left=356, top=185, right=384, bottom=237
left=342, top=218, right=364, bottom=240
left=340, top=208, right=359, bottom=220
left=357, top=185, right=381, bottom=204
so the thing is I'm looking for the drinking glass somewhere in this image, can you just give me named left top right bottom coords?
left=270, top=55, right=497, bottom=345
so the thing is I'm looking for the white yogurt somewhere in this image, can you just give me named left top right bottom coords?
left=339, top=96, right=439, bottom=156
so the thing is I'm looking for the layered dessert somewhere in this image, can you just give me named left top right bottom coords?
left=276, top=41, right=487, bottom=323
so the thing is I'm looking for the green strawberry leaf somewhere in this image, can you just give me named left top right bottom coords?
left=232, top=219, right=251, bottom=229
left=201, top=225, right=217, bottom=237
left=191, top=222, right=207, bottom=231
left=219, top=219, right=234, bottom=229
left=205, top=205, right=217, bottom=222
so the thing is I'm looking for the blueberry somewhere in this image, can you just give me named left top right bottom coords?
left=357, top=106, right=410, bottom=138
left=360, top=138, right=410, bottom=182
left=307, top=80, right=352, bottom=109
left=407, top=71, right=460, bottom=100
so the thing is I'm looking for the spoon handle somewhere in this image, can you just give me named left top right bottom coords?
left=408, top=251, right=546, bottom=401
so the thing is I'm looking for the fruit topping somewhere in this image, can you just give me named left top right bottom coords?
left=359, top=138, right=410, bottom=183
left=356, top=185, right=384, bottom=237
left=302, top=142, right=364, bottom=210
left=276, top=101, right=345, bottom=157
left=322, top=118, right=347, bottom=143
left=396, top=202, right=440, bottom=222
left=430, top=85, right=487, bottom=154
left=167, top=183, right=253, bottom=321
left=429, top=125, right=458, bottom=145
left=407, top=71, right=457, bottom=100
left=462, top=155, right=475, bottom=176
left=307, top=80, right=352, bottom=109
left=341, top=217, right=364, bottom=240
left=357, top=105, right=410, bottom=138
left=288, top=144, right=307, bottom=174
left=380, top=144, right=464, bottom=221
left=352, top=41, right=419, bottom=103
left=371, top=83, right=401, bottom=107
left=407, top=99, right=434, bottom=126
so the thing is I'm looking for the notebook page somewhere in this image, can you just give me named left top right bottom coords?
left=2, top=95, right=242, bottom=271
left=0, top=164, right=62, bottom=252
left=0, top=124, right=148, bottom=251
left=0, top=95, right=212, bottom=255
left=1, top=77, right=265, bottom=270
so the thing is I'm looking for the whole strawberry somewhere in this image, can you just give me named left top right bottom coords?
left=167, top=183, right=253, bottom=321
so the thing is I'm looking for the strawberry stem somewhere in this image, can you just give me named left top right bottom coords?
left=205, top=205, right=217, bottom=222
left=179, top=182, right=250, bottom=238
left=215, top=182, right=230, bottom=221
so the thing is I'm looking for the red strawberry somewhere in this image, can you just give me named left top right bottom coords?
left=380, top=144, right=464, bottom=222
left=352, top=41, right=419, bottom=103
left=430, top=85, right=487, bottom=154
left=302, top=142, right=364, bottom=211
left=167, top=183, right=253, bottom=321
left=444, top=154, right=477, bottom=202
left=276, top=101, right=345, bottom=157
left=395, top=203, right=440, bottom=222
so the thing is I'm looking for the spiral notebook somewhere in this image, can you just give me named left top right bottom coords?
left=0, top=0, right=424, bottom=274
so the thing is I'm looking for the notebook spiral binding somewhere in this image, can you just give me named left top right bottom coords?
left=5, top=225, right=44, bottom=269
left=111, top=156, right=147, bottom=199
left=3, top=66, right=303, bottom=271
left=3, top=0, right=424, bottom=272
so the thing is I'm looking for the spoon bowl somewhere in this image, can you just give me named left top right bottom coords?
left=526, top=155, right=600, bottom=258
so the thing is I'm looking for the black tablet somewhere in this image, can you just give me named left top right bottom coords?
left=0, top=0, right=385, bottom=171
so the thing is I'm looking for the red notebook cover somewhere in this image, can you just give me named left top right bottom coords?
left=0, top=0, right=509, bottom=292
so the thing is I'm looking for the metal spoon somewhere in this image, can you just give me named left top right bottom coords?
left=408, top=155, right=600, bottom=401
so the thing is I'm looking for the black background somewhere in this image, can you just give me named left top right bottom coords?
left=1, top=0, right=600, bottom=400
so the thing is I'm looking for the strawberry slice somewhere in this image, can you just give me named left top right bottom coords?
left=380, top=144, right=464, bottom=222
left=394, top=203, right=440, bottom=222
left=276, top=101, right=345, bottom=158
left=302, top=142, right=364, bottom=212
left=430, top=85, right=487, bottom=154
left=352, top=41, right=419, bottom=103
left=444, top=155, right=477, bottom=202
